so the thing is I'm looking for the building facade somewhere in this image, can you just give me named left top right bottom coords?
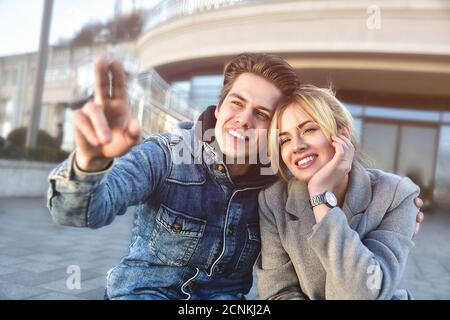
left=136, top=0, right=450, bottom=210
left=0, top=41, right=138, bottom=150
left=1, top=0, right=448, bottom=209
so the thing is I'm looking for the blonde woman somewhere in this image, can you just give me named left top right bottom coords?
left=257, top=85, right=419, bottom=300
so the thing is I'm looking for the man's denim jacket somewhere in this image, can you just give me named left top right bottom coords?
left=47, top=119, right=275, bottom=300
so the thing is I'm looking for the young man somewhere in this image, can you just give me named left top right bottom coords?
left=47, top=53, right=423, bottom=300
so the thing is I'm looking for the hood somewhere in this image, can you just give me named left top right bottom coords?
left=195, top=105, right=277, bottom=189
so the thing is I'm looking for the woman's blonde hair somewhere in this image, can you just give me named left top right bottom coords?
left=268, top=85, right=362, bottom=181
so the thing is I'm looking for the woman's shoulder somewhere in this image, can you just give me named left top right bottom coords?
left=365, top=167, right=420, bottom=209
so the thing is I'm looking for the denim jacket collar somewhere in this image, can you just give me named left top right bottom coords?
left=172, top=106, right=277, bottom=190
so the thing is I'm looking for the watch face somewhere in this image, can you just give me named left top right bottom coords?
left=325, top=192, right=337, bottom=207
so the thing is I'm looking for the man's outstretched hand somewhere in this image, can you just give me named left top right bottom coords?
left=74, top=58, right=141, bottom=172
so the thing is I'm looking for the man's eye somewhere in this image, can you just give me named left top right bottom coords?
left=256, top=111, right=270, bottom=120
left=232, top=101, right=244, bottom=107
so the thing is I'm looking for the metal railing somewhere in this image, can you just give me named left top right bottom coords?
left=44, top=51, right=197, bottom=137
left=144, top=0, right=277, bottom=31
left=128, top=69, right=196, bottom=136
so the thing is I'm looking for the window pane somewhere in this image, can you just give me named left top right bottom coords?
left=434, top=126, right=450, bottom=208
left=190, top=75, right=222, bottom=109
left=397, top=126, right=437, bottom=207
left=361, top=123, right=397, bottom=172
left=345, top=103, right=364, bottom=117
left=442, top=112, right=450, bottom=122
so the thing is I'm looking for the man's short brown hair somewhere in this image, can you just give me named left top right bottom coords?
left=218, top=53, right=300, bottom=107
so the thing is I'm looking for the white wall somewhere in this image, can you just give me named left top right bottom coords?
left=0, top=160, right=56, bottom=198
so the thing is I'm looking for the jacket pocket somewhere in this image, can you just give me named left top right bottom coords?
left=235, top=223, right=261, bottom=273
left=149, top=204, right=206, bottom=267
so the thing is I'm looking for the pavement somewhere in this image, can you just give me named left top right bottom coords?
left=0, top=197, right=449, bottom=300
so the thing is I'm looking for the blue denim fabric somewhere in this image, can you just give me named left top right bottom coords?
left=47, top=121, right=269, bottom=300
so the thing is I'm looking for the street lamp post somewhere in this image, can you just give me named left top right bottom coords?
left=26, top=0, right=54, bottom=148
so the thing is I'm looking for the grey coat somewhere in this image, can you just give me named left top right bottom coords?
left=256, top=162, right=419, bottom=300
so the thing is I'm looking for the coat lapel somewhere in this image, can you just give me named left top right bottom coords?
left=285, top=178, right=311, bottom=221
left=343, top=162, right=372, bottom=220
left=284, top=161, right=372, bottom=223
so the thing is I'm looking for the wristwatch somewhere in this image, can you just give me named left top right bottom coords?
left=310, top=191, right=338, bottom=208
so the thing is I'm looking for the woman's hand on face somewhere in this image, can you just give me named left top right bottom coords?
left=307, top=129, right=355, bottom=197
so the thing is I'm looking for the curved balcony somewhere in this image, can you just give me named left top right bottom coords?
left=136, top=0, right=450, bottom=210
left=143, top=0, right=273, bottom=31
left=138, top=0, right=450, bottom=108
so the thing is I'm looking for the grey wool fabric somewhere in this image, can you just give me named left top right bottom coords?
left=256, top=161, right=419, bottom=300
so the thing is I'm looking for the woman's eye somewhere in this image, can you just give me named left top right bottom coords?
left=303, top=127, right=317, bottom=135
left=279, top=138, right=290, bottom=146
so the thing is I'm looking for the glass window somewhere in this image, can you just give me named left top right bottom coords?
left=345, top=103, right=364, bottom=117
left=434, top=126, right=450, bottom=208
left=397, top=126, right=438, bottom=208
left=76, top=61, right=95, bottom=97
left=190, top=75, right=223, bottom=109
left=171, top=80, right=191, bottom=102
left=442, top=112, right=450, bottom=123
left=361, top=122, right=398, bottom=172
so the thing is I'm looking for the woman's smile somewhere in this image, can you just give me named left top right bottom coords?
left=293, top=154, right=318, bottom=170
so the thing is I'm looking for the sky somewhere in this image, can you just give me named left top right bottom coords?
left=0, top=0, right=160, bottom=57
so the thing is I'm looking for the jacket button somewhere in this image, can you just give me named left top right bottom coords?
left=226, top=227, right=234, bottom=236
left=216, top=164, right=225, bottom=173
left=171, top=223, right=182, bottom=233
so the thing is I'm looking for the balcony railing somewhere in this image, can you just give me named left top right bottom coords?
left=69, top=57, right=197, bottom=136
left=144, top=0, right=278, bottom=31
left=129, top=69, right=196, bottom=136
left=44, top=49, right=196, bottom=136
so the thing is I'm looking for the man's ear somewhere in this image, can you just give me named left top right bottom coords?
left=214, top=105, right=219, bottom=119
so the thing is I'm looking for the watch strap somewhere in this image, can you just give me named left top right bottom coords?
left=310, top=192, right=326, bottom=207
